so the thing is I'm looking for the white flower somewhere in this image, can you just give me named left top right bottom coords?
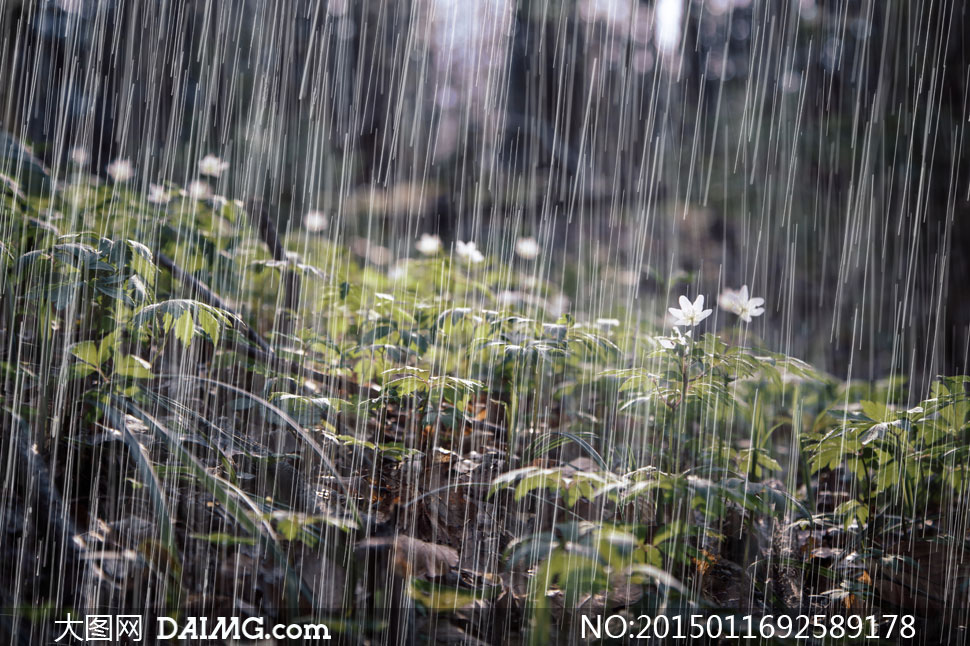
left=595, top=318, right=620, bottom=329
left=69, top=147, right=89, bottom=166
left=106, top=159, right=134, bottom=182
left=455, top=240, right=484, bottom=264
left=198, top=154, right=229, bottom=178
left=304, top=210, right=328, bottom=232
left=388, top=263, right=407, bottom=281
left=515, top=237, right=540, bottom=259
left=211, top=195, right=229, bottom=209
left=658, top=327, right=691, bottom=349
left=718, top=285, right=765, bottom=323
left=147, top=184, right=171, bottom=204
left=416, top=233, right=442, bottom=255
left=717, top=289, right=739, bottom=312
left=185, top=180, right=210, bottom=200
left=668, top=294, right=712, bottom=327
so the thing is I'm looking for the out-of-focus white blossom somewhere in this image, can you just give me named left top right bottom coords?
left=185, top=180, right=211, bottom=200
left=718, top=285, right=765, bottom=323
left=455, top=240, right=484, bottom=264
left=147, top=184, right=171, bottom=204
left=416, top=233, right=442, bottom=255
left=106, top=159, right=134, bottom=182
left=351, top=238, right=392, bottom=265
left=388, top=263, right=407, bottom=281
left=304, top=210, right=328, bottom=232
left=515, top=237, right=540, bottom=259
left=198, top=154, right=229, bottom=178
left=69, top=147, right=89, bottom=166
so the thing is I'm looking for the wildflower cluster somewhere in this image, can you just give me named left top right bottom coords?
left=669, top=285, right=764, bottom=329
left=98, top=153, right=231, bottom=206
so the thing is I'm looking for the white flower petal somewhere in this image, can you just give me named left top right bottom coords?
left=304, top=210, right=328, bottom=232
left=106, top=159, right=134, bottom=182
left=69, top=147, right=89, bottom=166
left=416, top=234, right=442, bottom=255
left=718, top=291, right=740, bottom=312
left=186, top=180, right=210, bottom=200
left=198, top=154, right=230, bottom=178
left=721, top=285, right=766, bottom=322
left=455, top=240, right=484, bottom=263
left=515, top=237, right=540, bottom=259
left=147, top=184, right=170, bottom=204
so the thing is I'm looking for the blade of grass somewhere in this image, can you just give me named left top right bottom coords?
left=549, top=430, right=608, bottom=470
left=121, top=398, right=314, bottom=608
left=102, top=405, right=181, bottom=603
left=161, top=374, right=360, bottom=525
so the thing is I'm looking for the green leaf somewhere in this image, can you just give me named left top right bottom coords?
left=860, top=400, right=891, bottom=423
left=760, top=454, right=783, bottom=472
left=125, top=239, right=157, bottom=279
left=115, top=355, right=154, bottom=379
left=99, top=330, right=119, bottom=361
left=627, top=563, right=688, bottom=594
left=129, top=275, right=150, bottom=302
left=71, top=363, right=97, bottom=379
left=386, top=375, right=427, bottom=396
left=70, top=340, right=101, bottom=368
left=835, top=499, right=869, bottom=528
left=196, top=308, right=221, bottom=345
left=875, top=459, right=898, bottom=493
left=277, top=516, right=302, bottom=541
left=409, top=579, right=494, bottom=611
left=174, top=310, right=195, bottom=347
left=859, top=422, right=890, bottom=445
left=0, top=132, right=51, bottom=196
left=513, top=470, right=564, bottom=502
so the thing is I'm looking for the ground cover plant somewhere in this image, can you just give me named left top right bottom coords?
left=0, top=154, right=967, bottom=645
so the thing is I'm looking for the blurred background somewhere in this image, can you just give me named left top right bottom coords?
left=0, top=0, right=967, bottom=393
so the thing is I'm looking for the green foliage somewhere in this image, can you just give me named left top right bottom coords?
left=1, top=148, right=966, bottom=637
left=804, top=377, right=970, bottom=522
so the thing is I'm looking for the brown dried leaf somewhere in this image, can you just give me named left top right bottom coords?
left=358, top=535, right=459, bottom=579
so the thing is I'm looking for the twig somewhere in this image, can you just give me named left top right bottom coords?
left=246, top=199, right=301, bottom=335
